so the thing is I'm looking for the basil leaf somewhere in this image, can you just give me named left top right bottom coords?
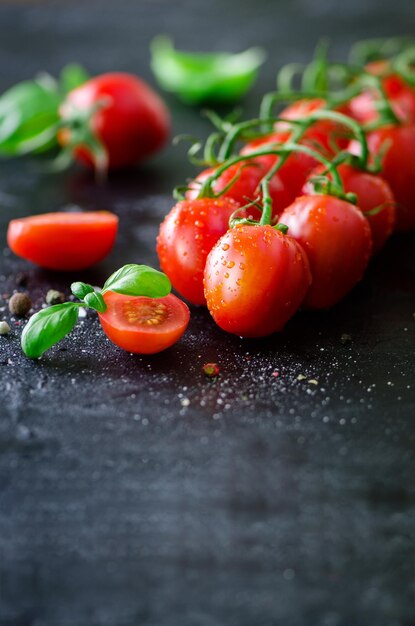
left=150, top=36, right=265, bottom=104
left=21, top=303, right=79, bottom=359
left=0, top=77, right=61, bottom=155
left=83, top=291, right=106, bottom=313
left=102, top=264, right=171, bottom=298
left=60, top=64, right=89, bottom=94
left=71, top=281, right=95, bottom=300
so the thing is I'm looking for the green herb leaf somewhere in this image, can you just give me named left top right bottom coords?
left=0, top=77, right=61, bottom=156
left=21, top=303, right=79, bottom=359
left=150, top=36, right=265, bottom=104
left=60, top=64, right=89, bottom=94
left=71, top=282, right=95, bottom=300
left=102, top=264, right=171, bottom=298
left=83, top=291, right=107, bottom=313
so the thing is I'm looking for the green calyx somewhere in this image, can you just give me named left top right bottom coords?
left=21, top=264, right=172, bottom=359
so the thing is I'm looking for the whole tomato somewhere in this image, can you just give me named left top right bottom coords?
left=204, top=224, right=311, bottom=338
left=348, top=61, right=415, bottom=125
left=186, top=157, right=294, bottom=219
left=279, top=194, right=372, bottom=309
left=157, top=197, right=240, bottom=305
left=59, top=73, right=170, bottom=170
left=349, top=124, right=415, bottom=231
left=303, top=163, right=396, bottom=253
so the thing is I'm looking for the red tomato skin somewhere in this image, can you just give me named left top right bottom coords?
left=304, top=163, right=396, bottom=253
left=350, top=125, right=415, bottom=231
left=348, top=61, right=415, bottom=125
left=186, top=157, right=293, bottom=219
left=157, top=197, right=240, bottom=306
left=7, top=211, right=118, bottom=271
left=279, top=195, right=372, bottom=310
left=59, top=73, right=170, bottom=169
left=204, top=225, right=311, bottom=338
left=99, top=292, right=190, bottom=354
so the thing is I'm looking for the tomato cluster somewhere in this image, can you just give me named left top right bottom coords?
left=158, top=45, right=415, bottom=338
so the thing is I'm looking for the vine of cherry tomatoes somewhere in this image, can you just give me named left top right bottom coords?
left=158, top=40, right=415, bottom=338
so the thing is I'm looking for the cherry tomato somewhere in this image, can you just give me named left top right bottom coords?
left=348, top=61, right=415, bottom=125
left=277, top=98, right=350, bottom=156
left=304, top=163, right=396, bottom=253
left=59, top=73, right=170, bottom=170
left=204, top=225, right=311, bottom=338
left=279, top=195, right=372, bottom=309
left=157, top=197, right=240, bottom=305
left=99, top=292, right=189, bottom=354
left=186, top=156, right=295, bottom=219
left=7, top=211, right=118, bottom=271
left=349, top=124, right=415, bottom=231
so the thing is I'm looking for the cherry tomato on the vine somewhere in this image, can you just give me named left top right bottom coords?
left=348, top=60, right=415, bottom=125
left=7, top=211, right=118, bottom=271
left=99, top=292, right=189, bottom=354
left=349, top=124, right=415, bottom=231
left=59, top=73, right=170, bottom=170
left=304, top=163, right=396, bottom=253
left=204, top=224, right=311, bottom=338
left=157, top=197, right=241, bottom=305
left=279, top=194, right=372, bottom=309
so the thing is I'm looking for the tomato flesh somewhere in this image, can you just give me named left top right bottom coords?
left=59, top=73, right=170, bottom=169
left=99, top=292, right=190, bottom=354
left=279, top=195, right=372, bottom=309
left=7, top=211, right=118, bottom=271
left=157, top=197, right=241, bottom=305
left=204, top=225, right=311, bottom=338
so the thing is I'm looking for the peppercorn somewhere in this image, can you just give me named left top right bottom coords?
left=0, top=321, right=11, bottom=335
left=46, top=289, right=65, bottom=306
left=8, top=292, right=32, bottom=317
left=202, top=362, right=220, bottom=378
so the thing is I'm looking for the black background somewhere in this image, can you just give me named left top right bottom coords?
left=0, top=1, right=414, bottom=625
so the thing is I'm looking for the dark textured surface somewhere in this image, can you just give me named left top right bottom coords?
left=1, top=1, right=415, bottom=625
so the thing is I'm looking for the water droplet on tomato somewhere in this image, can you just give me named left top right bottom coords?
left=222, top=243, right=230, bottom=250
left=227, top=261, right=235, bottom=268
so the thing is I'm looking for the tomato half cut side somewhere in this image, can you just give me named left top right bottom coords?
left=7, top=211, right=118, bottom=271
left=99, top=292, right=190, bottom=354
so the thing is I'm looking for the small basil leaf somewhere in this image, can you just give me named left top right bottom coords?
left=21, top=303, right=79, bottom=359
left=102, top=264, right=171, bottom=298
left=60, top=64, right=90, bottom=94
left=83, top=291, right=106, bottom=313
left=71, top=282, right=95, bottom=299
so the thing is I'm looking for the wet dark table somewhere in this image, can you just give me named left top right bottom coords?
left=0, top=1, right=415, bottom=625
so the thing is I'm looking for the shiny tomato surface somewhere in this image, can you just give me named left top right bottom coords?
left=204, top=225, right=311, bottom=338
left=7, top=211, right=118, bottom=271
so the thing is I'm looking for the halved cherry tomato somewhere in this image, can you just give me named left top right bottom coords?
left=59, top=73, right=170, bottom=170
left=303, top=163, right=396, bottom=253
left=99, top=292, right=189, bottom=354
left=349, top=124, right=415, bottom=231
left=157, top=197, right=241, bottom=305
left=7, top=211, right=118, bottom=271
left=279, top=195, right=372, bottom=309
left=348, top=60, right=415, bottom=125
left=204, top=225, right=311, bottom=338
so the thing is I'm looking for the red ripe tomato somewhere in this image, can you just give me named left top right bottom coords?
left=157, top=197, right=240, bottom=305
left=204, top=225, right=311, bottom=338
left=241, top=130, right=317, bottom=204
left=277, top=98, right=350, bottom=156
left=279, top=195, right=372, bottom=309
left=186, top=157, right=293, bottom=218
left=348, top=61, right=415, bottom=125
left=99, top=292, right=189, bottom=354
left=59, top=73, right=170, bottom=170
left=303, top=163, right=396, bottom=253
left=349, top=124, right=415, bottom=231
left=7, top=211, right=118, bottom=271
